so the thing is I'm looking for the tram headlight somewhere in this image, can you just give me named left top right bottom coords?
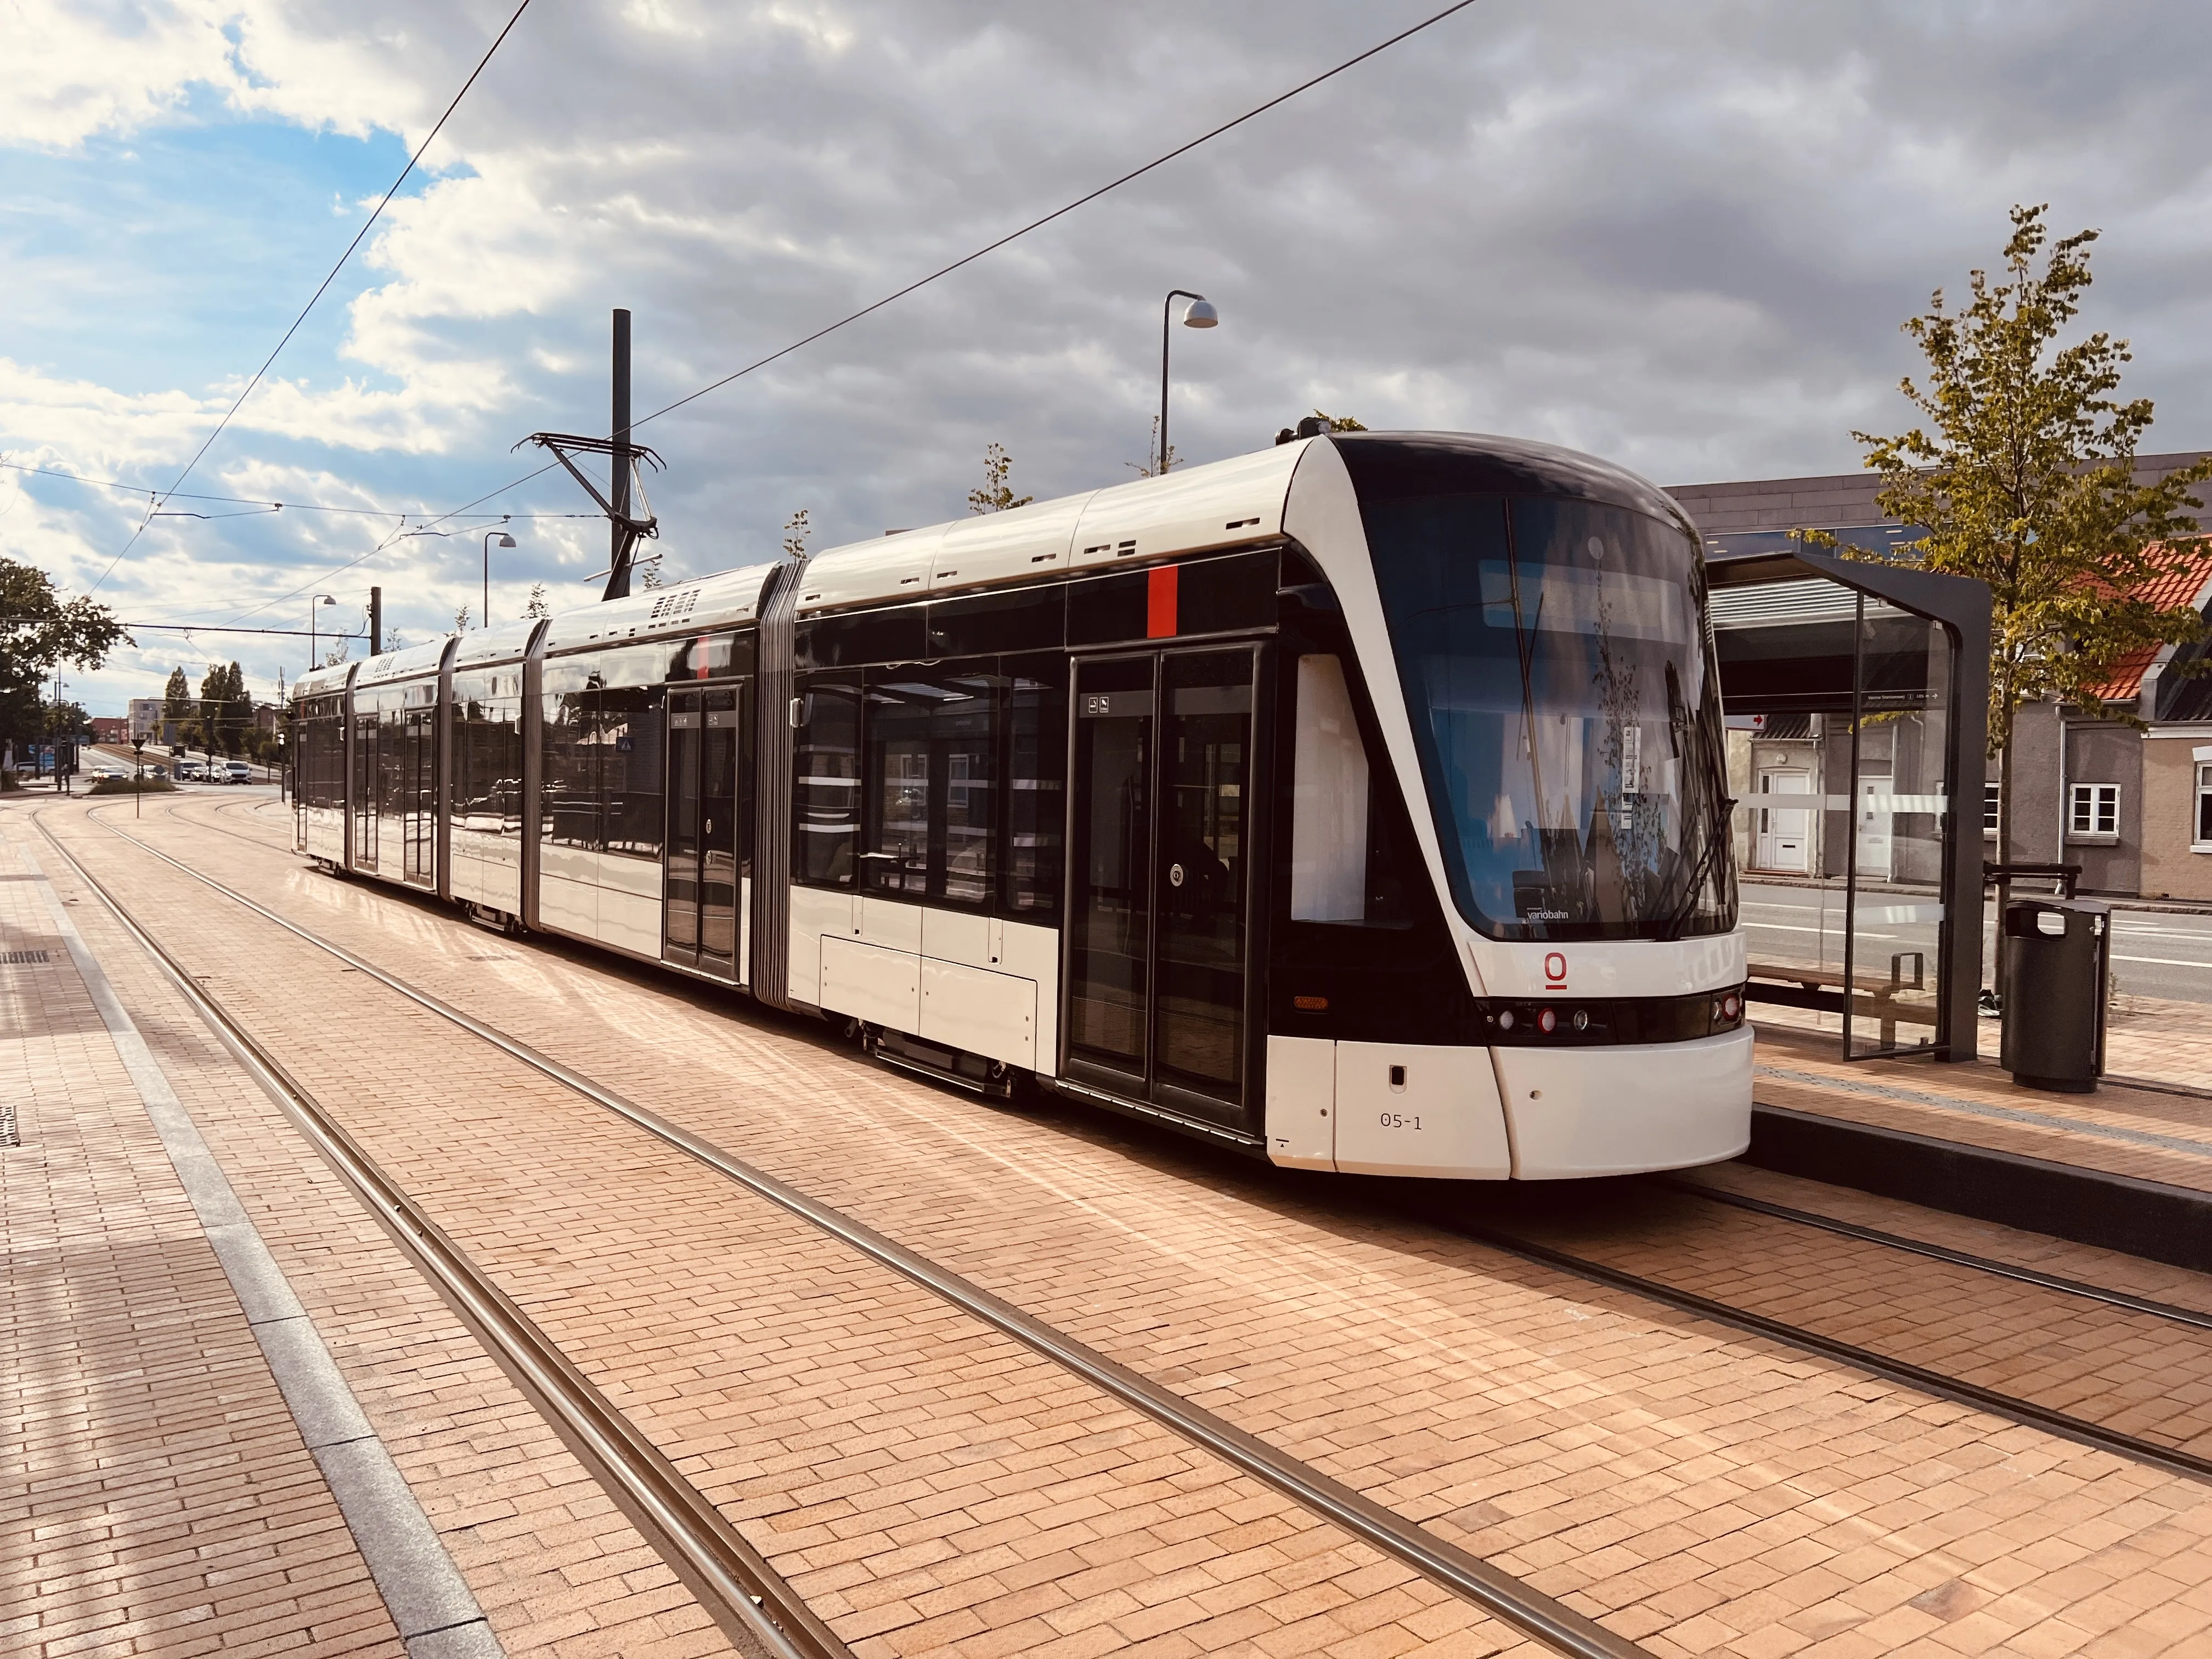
left=1538, top=1007, right=1557, bottom=1034
left=1710, top=990, right=1745, bottom=1031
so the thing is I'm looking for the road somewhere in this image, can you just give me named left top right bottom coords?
left=1742, top=879, right=2212, bottom=1006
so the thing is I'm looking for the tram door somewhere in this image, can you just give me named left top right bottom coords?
left=351, top=711, right=379, bottom=870
left=1065, top=647, right=1259, bottom=1128
left=402, top=708, right=436, bottom=886
left=662, top=686, right=742, bottom=980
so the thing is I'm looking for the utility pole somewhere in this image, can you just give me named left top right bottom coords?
left=608, top=308, right=633, bottom=600
left=369, top=586, right=382, bottom=656
left=516, top=307, right=660, bottom=602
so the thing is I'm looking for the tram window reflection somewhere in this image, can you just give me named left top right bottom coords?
left=1371, top=493, right=1735, bottom=940
left=795, top=682, right=860, bottom=886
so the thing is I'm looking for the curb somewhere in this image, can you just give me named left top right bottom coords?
left=1746, top=1101, right=2212, bottom=1276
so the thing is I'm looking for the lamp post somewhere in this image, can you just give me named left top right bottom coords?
left=1158, top=289, right=1218, bottom=475
left=308, top=594, right=336, bottom=675
left=482, top=530, right=516, bottom=628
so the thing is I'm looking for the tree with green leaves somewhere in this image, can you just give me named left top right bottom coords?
left=0, top=556, right=128, bottom=764
left=523, top=583, right=550, bottom=619
left=968, top=443, right=1034, bottom=514
left=162, top=665, right=193, bottom=744
left=221, top=662, right=252, bottom=756
left=1807, top=204, right=2210, bottom=902
left=196, top=663, right=228, bottom=754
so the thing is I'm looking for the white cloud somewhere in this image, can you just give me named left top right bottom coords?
left=14, top=0, right=2212, bottom=719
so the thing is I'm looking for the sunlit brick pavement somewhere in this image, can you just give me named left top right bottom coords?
left=2, top=803, right=733, bottom=1658
left=0, top=822, right=403, bottom=1657
left=1750, top=1019, right=2212, bottom=1199
left=23, top=789, right=2212, bottom=1657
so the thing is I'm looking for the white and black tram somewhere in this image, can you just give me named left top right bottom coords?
left=292, top=431, right=1750, bottom=1180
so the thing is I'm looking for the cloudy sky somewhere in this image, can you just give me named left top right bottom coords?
left=7, top=0, right=2212, bottom=716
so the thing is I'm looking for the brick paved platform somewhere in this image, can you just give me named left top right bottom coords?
left=16, top=790, right=2212, bottom=1657
left=0, top=817, right=411, bottom=1656
left=1743, top=1020, right=2212, bottom=1271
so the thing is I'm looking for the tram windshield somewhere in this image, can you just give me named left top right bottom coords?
left=1370, top=493, right=1736, bottom=941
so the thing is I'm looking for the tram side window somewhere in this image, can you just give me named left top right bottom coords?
left=859, top=673, right=1000, bottom=907
left=795, top=681, right=860, bottom=886
left=541, top=670, right=601, bottom=850
left=454, top=674, right=524, bottom=833
left=864, top=682, right=935, bottom=896
left=1005, top=656, right=1067, bottom=916
left=1288, top=653, right=1412, bottom=927
left=600, top=681, right=665, bottom=860
left=298, top=703, right=341, bottom=807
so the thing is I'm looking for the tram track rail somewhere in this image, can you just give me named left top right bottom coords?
left=1421, top=1210, right=2212, bottom=1487
left=1656, top=1176, right=2212, bottom=1333
left=170, top=799, right=2212, bottom=1340
left=102, top=802, right=2212, bottom=1490
left=44, top=802, right=1652, bottom=1659
left=32, top=808, right=850, bottom=1659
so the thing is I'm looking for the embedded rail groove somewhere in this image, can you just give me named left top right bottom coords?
left=65, top=805, right=1652, bottom=1659
left=1429, top=1210, right=2212, bottom=1488
left=36, top=811, right=850, bottom=1659
left=158, top=804, right=2212, bottom=1482
left=1656, top=1176, right=2212, bottom=1333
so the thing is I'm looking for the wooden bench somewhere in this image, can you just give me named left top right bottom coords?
left=1747, top=958, right=1939, bottom=1043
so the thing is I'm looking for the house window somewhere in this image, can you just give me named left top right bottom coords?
left=2067, top=782, right=2120, bottom=841
left=1983, top=781, right=2000, bottom=838
left=2196, top=763, right=2212, bottom=850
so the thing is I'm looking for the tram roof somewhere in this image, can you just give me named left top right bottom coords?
left=353, top=637, right=455, bottom=688
left=792, top=431, right=1694, bottom=616
left=293, top=662, right=351, bottom=701
left=540, top=560, right=780, bottom=655
left=452, top=616, right=545, bottom=671
left=795, top=439, right=1321, bottom=616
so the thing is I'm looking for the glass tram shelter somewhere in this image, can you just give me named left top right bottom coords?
left=1706, top=543, right=1990, bottom=1062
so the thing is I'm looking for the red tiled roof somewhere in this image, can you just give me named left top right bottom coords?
left=2085, top=543, right=2212, bottom=703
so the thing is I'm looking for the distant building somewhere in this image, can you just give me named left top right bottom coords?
left=88, top=716, right=128, bottom=743
left=1669, top=453, right=2212, bottom=901
left=127, top=698, right=167, bottom=741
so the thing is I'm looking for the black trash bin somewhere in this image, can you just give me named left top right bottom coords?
left=1999, top=898, right=2109, bottom=1092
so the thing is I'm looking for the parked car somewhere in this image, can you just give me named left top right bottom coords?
left=223, top=760, right=253, bottom=784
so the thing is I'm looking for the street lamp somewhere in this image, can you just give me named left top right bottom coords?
left=1158, top=289, right=1218, bottom=475
left=482, top=530, right=516, bottom=628
left=309, top=594, right=336, bottom=675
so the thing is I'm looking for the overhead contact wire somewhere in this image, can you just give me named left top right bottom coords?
left=88, top=0, right=539, bottom=597
left=221, top=0, right=1482, bottom=617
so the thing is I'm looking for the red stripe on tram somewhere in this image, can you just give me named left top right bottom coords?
left=1146, top=564, right=1178, bottom=639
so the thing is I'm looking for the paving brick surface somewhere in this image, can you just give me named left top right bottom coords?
left=1751, top=1019, right=2212, bottom=1197
left=43, top=799, right=1533, bottom=1659
left=0, top=815, right=403, bottom=1658
left=5, top=800, right=736, bottom=1659
left=97, top=792, right=2212, bottom=1658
